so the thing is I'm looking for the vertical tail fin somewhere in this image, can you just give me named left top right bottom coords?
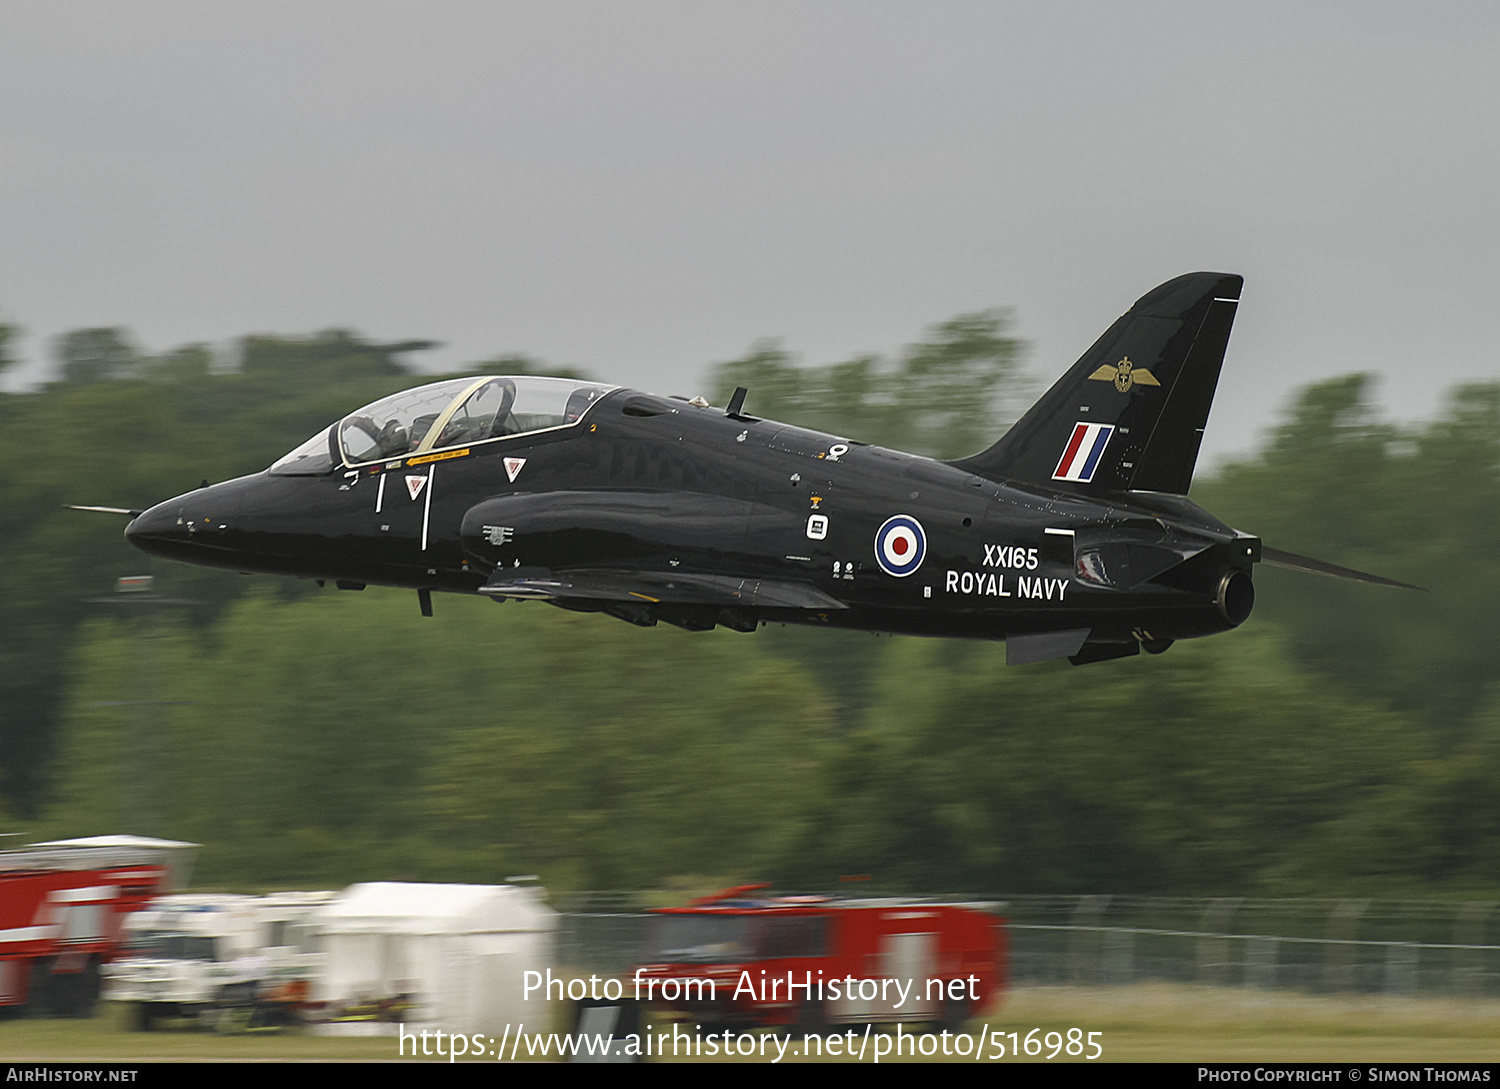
left=953, top=272, right=1242, bottom=495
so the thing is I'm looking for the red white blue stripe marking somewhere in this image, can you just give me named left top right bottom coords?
left=874, top=515, right=926, bottom=577
left=1052, top=422, right=1115, bottom=483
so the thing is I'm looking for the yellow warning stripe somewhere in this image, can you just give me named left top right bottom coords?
left=407, top=448, right=471, bottom=466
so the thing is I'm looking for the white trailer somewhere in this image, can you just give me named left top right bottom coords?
left=104, top=890, right=332, bottom=1030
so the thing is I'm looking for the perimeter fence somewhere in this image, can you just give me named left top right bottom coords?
left=553, top=893, right=1500, bottom=998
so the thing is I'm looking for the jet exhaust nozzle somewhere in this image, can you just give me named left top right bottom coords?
left=1216, top=569, right=1255, bottom=627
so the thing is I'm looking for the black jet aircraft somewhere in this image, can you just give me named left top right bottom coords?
left=120, top=272, right=1416, bottom=665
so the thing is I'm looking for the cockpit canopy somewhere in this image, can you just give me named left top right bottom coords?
left=269, top=375, right=616, bottom=475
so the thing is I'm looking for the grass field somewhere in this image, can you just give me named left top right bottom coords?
left=994, top=985, right=1499, bottom=1064
left=1, top=985, right=1496, bottom=1063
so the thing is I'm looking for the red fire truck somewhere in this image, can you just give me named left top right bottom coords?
left=632, top=884, right=1006, bottom=1032
left=0, top=837, right=183, bottom=1017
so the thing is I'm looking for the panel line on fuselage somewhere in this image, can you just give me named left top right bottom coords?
left=420, top=466, right=435, bottom=552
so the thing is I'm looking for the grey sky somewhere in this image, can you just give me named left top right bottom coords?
left=2, top=1, right=1496, bottom=462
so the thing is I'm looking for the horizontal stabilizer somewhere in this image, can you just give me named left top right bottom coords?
left=1260, top=547, right=1424, bottom=591
left=480, top=568, right=849, bottom=609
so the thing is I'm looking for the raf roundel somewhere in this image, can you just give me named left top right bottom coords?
left=874, top=515, right=927, bottom=578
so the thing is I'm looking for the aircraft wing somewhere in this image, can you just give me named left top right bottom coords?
left=478, top=568, right=850, bottom=610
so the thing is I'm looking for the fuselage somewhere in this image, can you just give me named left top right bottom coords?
left=127, top=381, right=1255, bottom=647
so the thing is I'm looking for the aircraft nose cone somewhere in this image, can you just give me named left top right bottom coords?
left=123, top=500, right=168, bottom=537
left=124, top=501, right=182, bottom=557
left=126, top=484, right=244, bottom=561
